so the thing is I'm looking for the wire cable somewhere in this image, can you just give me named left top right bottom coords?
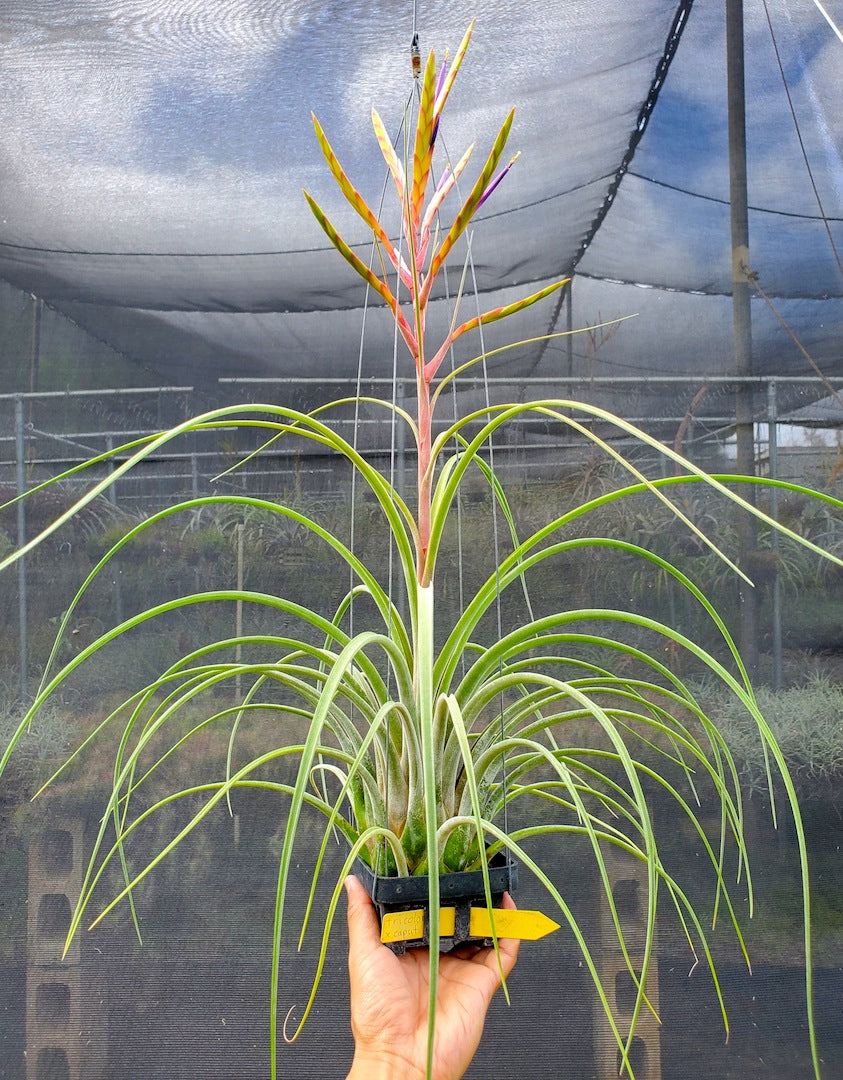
left=529, top=0, right=697, bottom=376
left=811, top=0, right=843, bottom=44
left=761, top=0, right=843, bottom=287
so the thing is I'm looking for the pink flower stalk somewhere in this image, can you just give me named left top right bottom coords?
left=304, top=21, right=567, bottom=585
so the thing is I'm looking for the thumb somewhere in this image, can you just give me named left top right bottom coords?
left=344, top=875, right=382, bottom=955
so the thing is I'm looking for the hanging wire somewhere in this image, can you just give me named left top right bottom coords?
left=465, top=248, right=513, bottom=874
left=431, top=138, right=514, bottom=873
left=749, top=272, right=843, bottom=411
left=357, top=11, right=515, bottom=885
left=379, top=83, right=420, bottom=880
left=362, top=7, right=427, bottom=888
left=761, top=0, right=843, bottom=286
left=350, top=0, right=422, bottom=623
left=811, top=0, right=843, bottom=44
left=439, top=222, right=469, bottom=677
left=527, top=0, right=695, bottom=380
left=348, top=55, right=417, bottom=880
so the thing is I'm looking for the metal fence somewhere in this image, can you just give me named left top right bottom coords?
left=2, top=375, right=842, bottom=700
left=3, top=376, right=842, bottom=505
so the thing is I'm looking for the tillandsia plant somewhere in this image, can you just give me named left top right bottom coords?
left=1, top=21, right=842, bottom=1080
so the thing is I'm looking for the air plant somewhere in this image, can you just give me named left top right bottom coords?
left=1, top=21, right=840, bottom=1080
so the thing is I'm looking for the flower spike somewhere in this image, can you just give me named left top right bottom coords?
left=431, top=20, right=474, bottom=122
left=305, top=24, right=568, bottom=586
left=420, top=142, right=475, bottom=239
left=422, top=108, right=516, bottom=303
left=477, top=152, right=521, bottom=210
left=311, top=113, right=403, bottom=276
left=303, top=189, right=418, bottom=359
left=410, top=49, right=439, bottom=231
left=425, top=279, right=571, bottom=380
left=372, top=108, right=406, bottom=206
left=435, top=53, right=450, bottom=102
left=429, top=53, right=450, bottom=149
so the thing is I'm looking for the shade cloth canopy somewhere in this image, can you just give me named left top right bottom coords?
left=0, top=0, right=840, bottom=414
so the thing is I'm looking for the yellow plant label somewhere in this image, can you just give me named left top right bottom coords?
left=381, top=909, right=426, bottom=941
left=381, top=906, right=560, bottom=944
left=468, top=907, right=560, bottom=940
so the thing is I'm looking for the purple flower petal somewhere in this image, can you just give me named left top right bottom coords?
left=477, top=152, right=520, bottom=209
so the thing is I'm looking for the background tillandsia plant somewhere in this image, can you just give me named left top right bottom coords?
left=1, top=21, right=842, bottom=1080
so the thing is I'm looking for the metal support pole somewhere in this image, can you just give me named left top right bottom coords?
left=726, top=0, right=758, bottom=674
left=566, top=281, right=574, bottom=381
left=28, top=296, right=42, bottom=397
left=767, top=381, right=782, bottom=689
left=15, top=396, right=28, bottom=699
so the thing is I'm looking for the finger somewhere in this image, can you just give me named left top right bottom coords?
left=344, top=875, right=382, bottom=960
left=495, top=892, right=520, bottom=977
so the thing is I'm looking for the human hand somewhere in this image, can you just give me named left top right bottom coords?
left=344, top=874, right=520, bottom=1080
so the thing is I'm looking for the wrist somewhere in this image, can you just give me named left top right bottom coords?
left=347, top=1049, right=423, bottom=1080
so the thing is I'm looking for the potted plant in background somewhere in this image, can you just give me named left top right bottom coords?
left=1, top=22, right=841, bottom=1079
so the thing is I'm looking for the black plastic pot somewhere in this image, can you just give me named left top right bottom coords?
left=354, top=854, right=518, bottom=955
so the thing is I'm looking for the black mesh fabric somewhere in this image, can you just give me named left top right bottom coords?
left=2, top=6, right=843, bottom=1080
left=2, top=0, right=838, bottom=399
